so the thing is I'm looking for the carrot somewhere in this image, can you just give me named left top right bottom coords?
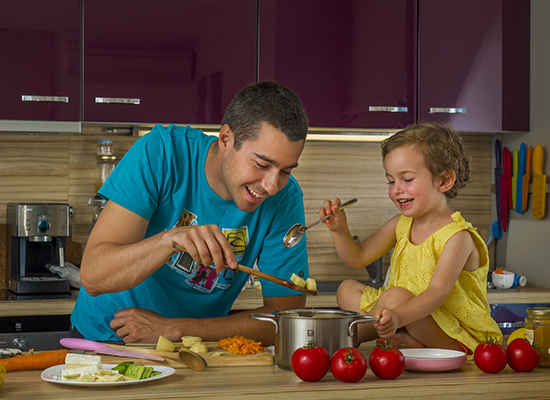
left=0, top=349, right=71, bottom=372
left=218, top=335, right=266, bottom=355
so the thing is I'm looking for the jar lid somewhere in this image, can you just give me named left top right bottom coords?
left=88, top=196, right=107, bottom=206
left=527, top=307, right=550, bottom=316
left=98, top=139, right=113, bottom=143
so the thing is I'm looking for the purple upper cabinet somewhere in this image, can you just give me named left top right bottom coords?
left=0, top=1, right=80, bottom=121
left=259, top=0, right=417, bottom=130
left=419, top=0, right=530, bottom=132
left=83, top=0, right=256, bottom=125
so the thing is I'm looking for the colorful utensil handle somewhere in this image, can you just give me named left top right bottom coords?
left=60, top=337, right=108, bottom=351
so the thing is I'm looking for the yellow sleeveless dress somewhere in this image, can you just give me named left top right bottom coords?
left=360, top=212, right=502, bottom=353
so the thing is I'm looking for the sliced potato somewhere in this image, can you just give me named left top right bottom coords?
left=290, top=273, right=306, bottom=288
left=156, top=335, right=176, bottom=352
left=305, top=278, right=317, bottom=291
left=189, top=342, right=209, bottom=354
left=181, top=336, right=202, bottom=347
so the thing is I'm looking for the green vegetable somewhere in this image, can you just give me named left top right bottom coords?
left=111, top=361, right=133, bottom=375
left=125, top=364, right=146, bottom=379
left=141, top=366, right=154, bottom=379
left=111, top=362, right=161, bottom=380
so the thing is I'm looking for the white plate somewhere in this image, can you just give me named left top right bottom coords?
left=41, top=363, right=175, bottom=387
left=400, top=348, right=467, bottom=372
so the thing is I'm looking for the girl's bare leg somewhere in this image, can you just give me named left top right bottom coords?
left=336, top=279, right=378, bottom=343
left=353, top=286, right=463, bottom=351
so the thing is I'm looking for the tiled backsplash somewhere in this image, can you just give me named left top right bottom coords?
left=0, top=131, right=491, bottom=286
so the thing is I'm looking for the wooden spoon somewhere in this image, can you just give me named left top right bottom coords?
left=171, top=242, right=318, bottom=295
left=109, top=344, right=207, bottom=371
left=179, top=349, right=207, bottom=371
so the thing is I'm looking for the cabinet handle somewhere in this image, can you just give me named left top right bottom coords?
left=21, top=95, right=69, bottom=103
left=428, top=107, right=467, bottom=114
left=95, top=97, right=141, bottom=105
left=368, top=106, right=408, bottom=113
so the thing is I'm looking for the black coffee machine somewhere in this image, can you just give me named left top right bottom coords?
left=6, top=203, right=73, bottom=296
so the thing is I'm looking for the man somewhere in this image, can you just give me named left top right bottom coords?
left=71, top=81, right=310, bottom=344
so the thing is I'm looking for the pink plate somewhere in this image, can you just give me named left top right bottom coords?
left=400, top=348, right=467, bottom=372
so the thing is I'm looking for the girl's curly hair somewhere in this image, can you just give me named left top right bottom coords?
left=381, top=122, right=471, bottom=199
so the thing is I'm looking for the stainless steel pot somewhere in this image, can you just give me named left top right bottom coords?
left=250, top=309, right=378, bottom=371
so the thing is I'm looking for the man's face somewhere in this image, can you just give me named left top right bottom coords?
left=219, top=122, right=304, bottom=212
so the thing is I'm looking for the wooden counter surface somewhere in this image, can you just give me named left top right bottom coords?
left=1, top=286, right=549, bottom=317
left=2, top=341, right=550, bottom=399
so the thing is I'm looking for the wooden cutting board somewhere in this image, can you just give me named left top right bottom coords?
left=92, top=342, right=274, bottom=369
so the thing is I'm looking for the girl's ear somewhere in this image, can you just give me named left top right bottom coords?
left=439, top=170, right=456, bottom=193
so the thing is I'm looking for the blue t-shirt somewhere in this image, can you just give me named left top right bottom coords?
left=72, top=124, right=309, bottom=341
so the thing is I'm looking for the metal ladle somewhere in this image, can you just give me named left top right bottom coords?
left=283, top=198, right=358, bottom=248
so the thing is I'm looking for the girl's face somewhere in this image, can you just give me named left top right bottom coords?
left=384, top=144, right=443, bottom=217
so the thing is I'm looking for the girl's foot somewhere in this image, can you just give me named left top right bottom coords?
left=377, top=330, right=425, bottom=349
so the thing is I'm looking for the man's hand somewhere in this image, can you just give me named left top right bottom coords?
left=171, top=224, right=237, bottom=273
left=110, top=308, right=178, bottom=343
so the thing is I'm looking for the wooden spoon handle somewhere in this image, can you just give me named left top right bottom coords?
left=234, top=264, right=317, bottom=295
left=171, top=242, right=317, bottom=295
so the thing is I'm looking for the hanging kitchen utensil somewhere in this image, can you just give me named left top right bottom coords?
left=500, top=147, right=509, bottom=232
left=60, top=338, right=165, bottom=361
left=515, top=143, right=526, bottom=214
left=485, top=220, right=501, bottom=247
left=494, top=140, right=502, bottom=230
left=512, top=149, right=518, bottom=211
left=507, top=149, right=513, bottom=210
left=532, top=144, right=546, bottom=219
left=170, top=242, right=318, bottom=295
left=523, top=145, right=532, bottom=213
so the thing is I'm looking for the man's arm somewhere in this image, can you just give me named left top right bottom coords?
left=80, top=200, right=238, bottom=296
left=110, top=294, right=306, bottom=345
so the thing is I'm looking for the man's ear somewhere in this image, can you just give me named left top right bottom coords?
left=217, top=124, right=234, bottom=152
left=439, top=170, right=456, bottom=193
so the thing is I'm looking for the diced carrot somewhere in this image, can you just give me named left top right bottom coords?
left=0, top=349, right=71, bottom=372
left=218, top=335, right=266, bottom=355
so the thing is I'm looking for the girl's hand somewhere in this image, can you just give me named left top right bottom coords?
left=320, top=197, right=348, bottom=232
left=374, top=308, right=399, bottom=338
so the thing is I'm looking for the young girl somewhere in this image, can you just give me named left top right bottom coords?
left=321, top=122, right=501, bottom=353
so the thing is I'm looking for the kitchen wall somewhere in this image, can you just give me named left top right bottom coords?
left=492, top=0, right=550, bottom=289
left=4, top=0, right=549, bottom=288
left=0, top=130, right=491, bottom=288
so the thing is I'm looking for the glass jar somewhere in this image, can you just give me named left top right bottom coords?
left=88, top=196, right=107, bottom=225
left=97, top=139, right=113, bottom=156
left=525, top=307, right=550, bottom=367
left=95, top=140, right=117, bottom=194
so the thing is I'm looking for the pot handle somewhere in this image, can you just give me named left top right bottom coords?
left=348, top=315, right=379, bottom=336
left=249, top=312, right=278, bottom=334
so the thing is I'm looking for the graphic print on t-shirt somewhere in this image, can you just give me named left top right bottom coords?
left=168, top=209, right=248, bottom=293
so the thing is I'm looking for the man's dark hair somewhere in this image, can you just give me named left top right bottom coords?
left=221, top=81, right=309, bottom=150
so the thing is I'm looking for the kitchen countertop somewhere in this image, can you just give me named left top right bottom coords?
left=1, top=286, right=549, bottom=317
left=2, top=341, right=550, bottom=399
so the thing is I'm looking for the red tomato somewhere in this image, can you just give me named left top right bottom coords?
left=368, top=342, right=405, bottom=379
left=330, top=347, right=368, bottom=383
left=291, top=341, right=330, bottom=382
left=474, top=337, right=508, bottom=374
left=507, top=338, right=540, bottom=372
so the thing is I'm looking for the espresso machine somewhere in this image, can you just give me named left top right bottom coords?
left=6, top=203, right=73, bottom=297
